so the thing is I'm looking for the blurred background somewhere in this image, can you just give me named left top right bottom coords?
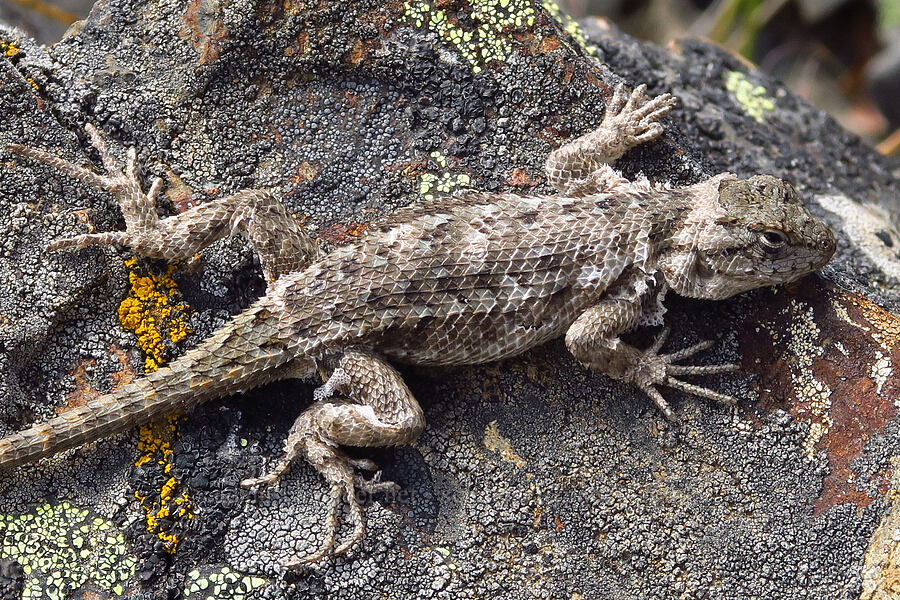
left=0, top=0, right=898, bottom=153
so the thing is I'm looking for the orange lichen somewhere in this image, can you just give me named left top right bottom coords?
left=317, top=221, right=369, bottom=244
left=134, top=417, right=194, bottom=553
left=290, top=161, right=319, bottom=183
left=119, top=258, right=194, bottom=552
left=0, top=40, right=19, bottom=58
left=507, top=167, right=538, bottom=187
left=118, top=258, right=192, bottom=372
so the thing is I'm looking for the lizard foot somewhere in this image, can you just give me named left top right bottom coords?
left=9, top=125, right=318, bottom=281
left=8, top=124, right=163, bottom=253
left=632, top=327, right=739, bottom=422
left=550, top=83, right=678, bottom=196
left=240, top=412, right=399, bottom=569
left=599, top=83, right=678, bottom=152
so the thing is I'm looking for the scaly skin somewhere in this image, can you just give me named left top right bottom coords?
left=1, top=84, right=835, bottom=567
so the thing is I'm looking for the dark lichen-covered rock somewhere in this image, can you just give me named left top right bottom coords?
left=0, top=1, right=898, bottom=599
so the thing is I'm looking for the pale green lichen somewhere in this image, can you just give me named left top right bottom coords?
left=401, top=0, right=537, bottom=73
left=725, top=70, right=775, bottom=123
left=0, top=502, right=136, bottom=598
left=184, top=566, right=267, bottom=599
left=418, top=151, right=471, bottom=200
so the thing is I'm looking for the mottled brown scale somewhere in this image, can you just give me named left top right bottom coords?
left=272, top=192, right=669, bottom=367
left=0, top=85, right=835, bottom=567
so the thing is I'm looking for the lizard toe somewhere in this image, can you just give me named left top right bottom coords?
left=48, top=231, right=127, bottom=252
left=667, top=363, right=740, bottom=376
left=638, top=382, right=679, bottom=423
left=666, top=377, right=738, bottom=406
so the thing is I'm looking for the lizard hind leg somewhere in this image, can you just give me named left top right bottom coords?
left=9, top=124, right=318, bottom=284
left=240, top=350, right=425, bottom=569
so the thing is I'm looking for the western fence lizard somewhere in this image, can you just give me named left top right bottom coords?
left=0, top=84, right=836, bottom=567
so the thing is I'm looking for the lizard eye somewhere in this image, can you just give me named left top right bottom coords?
left=759, top=229, right=788, bottom=252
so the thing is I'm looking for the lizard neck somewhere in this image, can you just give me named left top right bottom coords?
left=656, top=173, right=739, bottom=298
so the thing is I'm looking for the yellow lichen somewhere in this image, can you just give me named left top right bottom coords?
left=118, top=258, right=191, bottom=372
left=401, top=0, right=537, bottom=74
left=119, top=258, right=194, bottom=553
left=0, top=40, right=19, bottom=58
left=541, top=0, right=598, bottom=56
left=0, top=501, right=136, bottom=597
left=184, top=566, right=268, bottom=598
left=134, top=416, right=194, bottom=553
left=417, top=151, right=472, bottom=200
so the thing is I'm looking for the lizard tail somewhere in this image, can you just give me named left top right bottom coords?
left=0, top=296, right=303, bottom=469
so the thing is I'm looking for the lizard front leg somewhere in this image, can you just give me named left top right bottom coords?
left=565, top=285, right=739, bottom=421
left=7, top=124, right=318, bottom=284
left=241, top=349, right=425, bottom=568
left=545, top=83, right=677, bottom=196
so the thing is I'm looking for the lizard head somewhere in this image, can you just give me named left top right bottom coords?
left=659, top=174, right=836, bottom=300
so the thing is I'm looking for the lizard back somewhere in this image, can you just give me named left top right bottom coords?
left=279, top=190, right=686, bottom=365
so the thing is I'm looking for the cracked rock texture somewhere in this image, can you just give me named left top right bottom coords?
left=0, top=1, right=899, bottom=599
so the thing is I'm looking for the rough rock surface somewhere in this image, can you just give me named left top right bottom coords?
left=0, top=1, right=898, bottom=599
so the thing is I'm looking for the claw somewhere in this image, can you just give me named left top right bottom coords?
left=649, top=326, right=670, bottom=354
left=240, top=457, right=292, bottom=489
left=6, top=143, right=110, bottom=189
left=665, top=339, right=715, bottom=361
left=281, top=477, right=373, bottom=569
left=642, top=101, right=677, bottom=124
left=633, top=124, right=664, bottom=145
left=47, top=231, right=125, bottom=252
left=125, top=146, right=138, bottom=179
left=84, top=123, right=117, bottom=173
left=624, top=83, right=647, bottom=113
left=668, top=363, right=740, bottom=376
left=146, top=176, right=164, bottom=205
left=632, top=93, right=676, bottom=121
left=283, top=484, right=344, bottom=568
